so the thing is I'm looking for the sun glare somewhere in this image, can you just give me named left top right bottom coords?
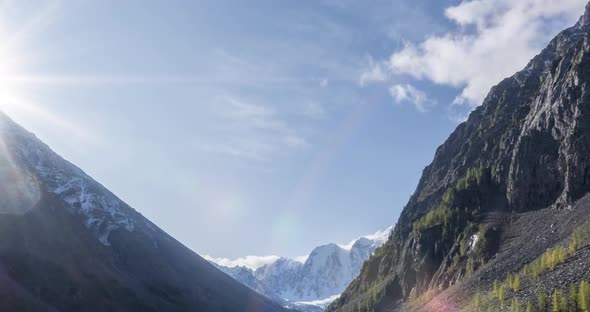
left=0, top=0, right=65, bottom=114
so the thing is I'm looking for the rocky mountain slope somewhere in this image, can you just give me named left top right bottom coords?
left=212, top=228, right=390, bottom=311
left=0, top=112, right=291, bottom=311
left=328, top=2, right=590, bottom=311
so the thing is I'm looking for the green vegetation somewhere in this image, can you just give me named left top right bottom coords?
left=538, top=289, right=549, bottom=311
left=456, top=167, right=485, bottom=190
left=409, top=289, right=438, bottom=307
left=580, top=281, right=590, bottom=312
left=506, top=273, right=520, bottom=291
left=474, top=291, right=483, bottom=310
left=525, top=223, right=590, bottom=285
left=530, top=246, right=567, bottom=281
left=471, top=280, right=590, bottom=312
left=559, top=291, right=568, bottom=312
left=511, top=298, right=522, bottom=312
left=466, top=258, right=474, bottom=277
left=570, top=284, right=578, bottom=311
left=552, top=289, right=563, bottom=312
left=412, top=167, right=486, bottom=235
left=526, top=301, right=533, bottom=312
left=499, top=285, right=506, bottom=308
left=463, top=223, right=590, bottom=312
left=460, top=240, right=468, bottom=256
left=511, top=275, right=520, bottom=292
left=340, top=283, right=382, bottom=312
left=569, top=224, right=590, bottom=254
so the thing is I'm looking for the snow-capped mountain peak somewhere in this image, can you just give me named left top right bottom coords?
left=0, top=113, right=148, bottom=246
left=337, top=226, right=392, bottom=250
left=211, top=226, right=393, bottom=309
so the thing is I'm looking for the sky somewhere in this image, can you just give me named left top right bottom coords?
left=0, top=0, right=587, bottom=266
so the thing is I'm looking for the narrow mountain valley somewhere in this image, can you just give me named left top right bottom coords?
left=3, top=2, right=590, bottom=312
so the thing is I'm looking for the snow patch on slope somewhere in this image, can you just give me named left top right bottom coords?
left=0, top=114, right=138, bottom=245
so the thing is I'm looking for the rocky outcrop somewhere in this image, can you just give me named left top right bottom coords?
left=328, top=3, right=590, bottom=311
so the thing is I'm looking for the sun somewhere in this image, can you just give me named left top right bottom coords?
left=0, top=1, right=63, bottom=117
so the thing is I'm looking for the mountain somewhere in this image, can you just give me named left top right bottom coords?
left=329, top=3, right=590, bottom=312
left=254, top=229, right=390, bottom=306
left=212, top=264, right=323, bottom=312
left=0, top=112, right=291, bottom=311
left=213, top=228, right=390, bottom=311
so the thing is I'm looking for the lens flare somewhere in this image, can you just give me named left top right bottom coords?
left=0, top=120, right=41, bottom=214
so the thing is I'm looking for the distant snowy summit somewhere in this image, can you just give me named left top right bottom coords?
left=208, top=227, right=392, bottom=310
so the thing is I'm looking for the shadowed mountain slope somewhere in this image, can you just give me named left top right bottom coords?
left=0, top=112, right=291, bottom=312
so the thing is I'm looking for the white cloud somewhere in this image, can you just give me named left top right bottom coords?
left=198, top=95, right=309, bottom=161
left=338, top=226, right=393, bottom=250
left=383, top=0, right=587, bottom=107
left=364, top=226, right=393, bottom=242
left=294, top=255, right=309, bottom=263
left=389, top=84, right=434, bottom=112
left=206, top=227, right=392, bottom=269
left=203, top=255, right=280, bottom=270
left=359, top=56, right=388, bottom=86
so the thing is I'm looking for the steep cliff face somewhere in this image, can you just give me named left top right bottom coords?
left=329, top=3, right=590, bottom=311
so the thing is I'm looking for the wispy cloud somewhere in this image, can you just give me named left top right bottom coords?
left=207, top=226, right=393, bottom=269
left=337, top=226, right=392, bottom=250
left=203, top=255, right=280, bottom=270
left=195, top=95, right=309, bottom=161
left=294, top=255, right=309, bottom=263
left=359, top=56, right=387, bottom=87
left=389, top=84, right=434, bottom=112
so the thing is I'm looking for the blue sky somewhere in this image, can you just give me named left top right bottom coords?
left=0, top=0, right=587, bottom=264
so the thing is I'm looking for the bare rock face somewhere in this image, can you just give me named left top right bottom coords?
left=329, top=3, right=590, bottom=311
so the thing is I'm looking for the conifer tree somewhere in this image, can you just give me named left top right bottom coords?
left=533, top=261, right=542, bottom=281
left=474, top=291, right=482, bottom=311
left=551, top=250, right=559, bottom=270
left=499, top=285, right=506, bottom=308
left=580, top=281, right=590, bottom=312
left=557, top=247, right=566, bottom=264
left=526, top=301, right=533, bottom=312
left=539, top=289, right=548, bottom=312
left=554, top=289, right=560, bottom=312
left=560, top=291, right=568, bottom=312
left=513, top=275, right=521, bottom=292
left=511, top=298, right=521, bottom=312
left=570, top=284, right=578, bottom=311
